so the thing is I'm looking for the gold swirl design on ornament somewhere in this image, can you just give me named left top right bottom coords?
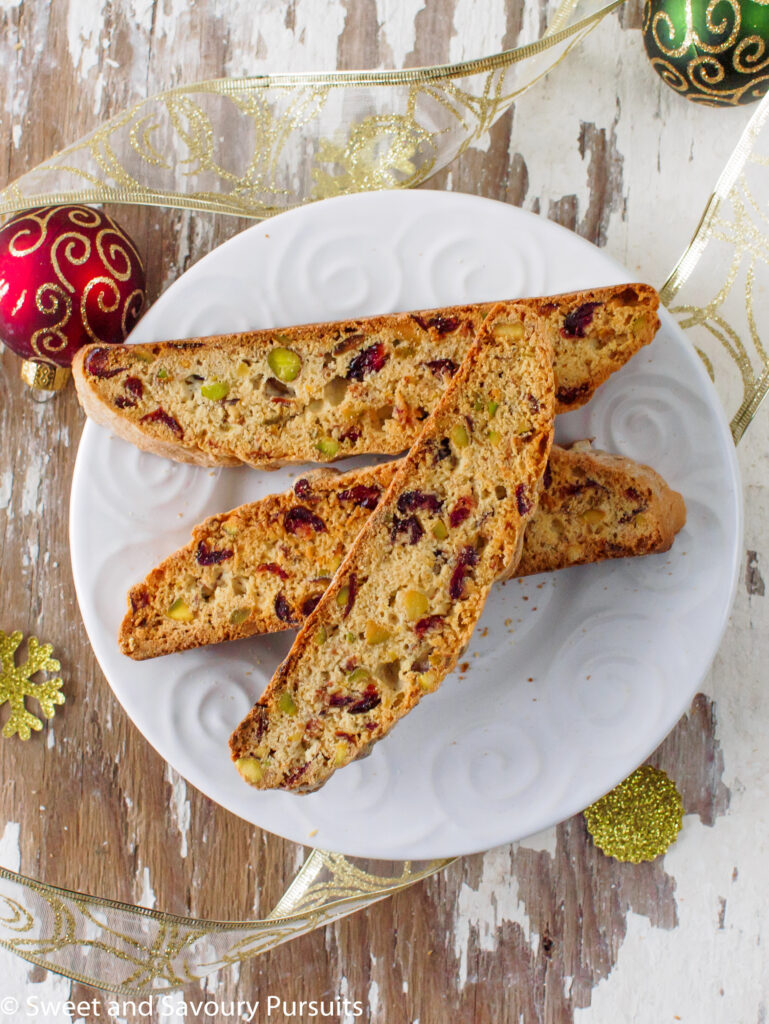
left=31, top=283, right=71, bottom=357
left=96, top=227, right=139, bottom=282
left=50, top=230, right=92, bottom=293
left=651, top=0, right=740, bottom=59
left=688, top=54, right=728, bottom=89
left=96, top=231, right=131, bottom=282
left=80, top=276, right=121, bottom=343
left=734, top=35, right=769, bottom=74
left=121, top=289, right=145, bottom=335
left=649, top=57, right=691, bottom=93
left=700, top=0, right=741, bottom=53
left=64, top=205, right=103, bottom=230
left=6, top=210, right=50, bottom=258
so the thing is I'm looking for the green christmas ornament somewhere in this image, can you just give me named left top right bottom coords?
left=643, top=0, right=769, bottom=106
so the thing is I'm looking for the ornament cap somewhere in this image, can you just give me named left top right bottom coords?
left=20, top=359, right=71, bottom=392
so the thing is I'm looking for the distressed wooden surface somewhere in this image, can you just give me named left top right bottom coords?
left=1, top=1, right=768, bottom=1022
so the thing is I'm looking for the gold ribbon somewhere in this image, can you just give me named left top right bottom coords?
left=0, top=855, right=452, bottom=993
left=661, top=91, right=769, bottom=442
left=0, top=0, right=622, bottom=220
left=1, top=0, right=767, bottom=997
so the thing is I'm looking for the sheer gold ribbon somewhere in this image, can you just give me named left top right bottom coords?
left=661, top=91, right=769, bottom=442
left=0, top=0, right=622, bottom=220
left=1, top=0, right=767, bottom=998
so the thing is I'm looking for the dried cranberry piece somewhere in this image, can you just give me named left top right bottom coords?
left=294, top=478, right=312, bottom=500
left=274, top=593, right=296, bottom=624
left=124, top=376, right=144, bottom=399
left=555, top=382, right=591, bottom=406
left=516, top=484, right=532, bottom=517
left=391, top=515, right=424, bottom=545
left=625, top=486, right=642, bottom=502
left=397, top=490, right=443, bottom=515
left=528, top=393, right=540, bottom=414
left=348, top=685, right=381, bottom=715
left=301, top=594, right=323, bottom=616
left=561, top=302, right=600, bottom=338
left=449, top=496, right=473, bottom=528
left=619, top=503, right=649, bottom=524
left=84, top=347, right=123, bottom=379
left=543, top=463, right=553, bottom=491
left=140, top=407, right=183, bottom=437
left=338, top=484, right=382, bottom=510
left=343, top=573, right=357, bottom=617
left=433, top=438, right=452, bottom=462
left=284, top=759, right=314, bottom=786
left=339, top=425, right=362, bottom=444
left=251, top=704, right=268, bottom=741
left=346, top=342, right=389, bottom=381
left=422, top=359, right=458, bottom=380
left=114, top=395, right=137, bottom=409
left=449, top=545, right=479, bottom=600
left=130, top=587, right=150, bottom=612
left=329, top=693, right=355, bottom=708
left=257, top=562, right=289, bottom=580
left=284, top=506, right=327, bottom=536
left=413, top=314, right=460, bottom=334
left=429, top=315, right=460, bottom=334
left=196, top=541, right=233, bottom=565
left=335, top=729, right=355, bottom=741
left=414, top=614, right=444, bottom=637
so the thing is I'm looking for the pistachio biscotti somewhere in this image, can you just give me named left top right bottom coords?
left=73, top=285, right=659, bottom=470
left=228, top=300, right=555, bottom=792
left=119, top=443, right=686, bottom=660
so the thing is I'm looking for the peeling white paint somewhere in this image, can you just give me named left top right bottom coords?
left=20, top=450, right=48, bottom=518
left=368, top=978, right=380, bottom=1018
left=137, top=865, right=156, bottom=909
left=0, top=469, right=12, bottom=512
left=454, top=845, right=536, bottom=988
left=0, top=821, right=21, bottom=871
left=516, top=826, right=557, bottom=856
left=376, top=0, right=422, bottom=67
left=449, top=0, right=506, bottom=65
left=165, top=763, right=191, bottom=858
left=66, top=0, right=105, bottom=113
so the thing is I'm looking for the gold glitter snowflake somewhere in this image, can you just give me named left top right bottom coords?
left=0, top=630, right=65, bottom=740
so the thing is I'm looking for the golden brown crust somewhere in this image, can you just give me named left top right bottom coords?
left=229, top=300, right=556, bottom=792
left=73, top=286, right=659, bottom=469
left=118, top=443, right=686, bottom=661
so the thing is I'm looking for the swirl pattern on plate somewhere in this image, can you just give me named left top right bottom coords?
left=89, top=430, right=222, bottom=531
left=543, top=611, right=674, bottom=758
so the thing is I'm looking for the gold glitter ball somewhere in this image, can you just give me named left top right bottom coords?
left=0, top=630, right=65, bottom=740
left=583, top=765, right=683, bottom=863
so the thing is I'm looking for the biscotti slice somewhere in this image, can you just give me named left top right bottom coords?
left=120, top=443, right=685, bottom=660
left=73, top=284, right=658, bottom=470
left=228, top=300, right=555, bottom=792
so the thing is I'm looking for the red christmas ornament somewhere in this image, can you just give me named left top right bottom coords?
left=0, top=205, right=146, bottom=390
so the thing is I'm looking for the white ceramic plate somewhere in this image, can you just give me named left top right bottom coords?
left=70, top=190, right=742, bottom=860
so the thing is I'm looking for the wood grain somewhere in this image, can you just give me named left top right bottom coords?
left=0, top=1, right=763, bottom=1021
